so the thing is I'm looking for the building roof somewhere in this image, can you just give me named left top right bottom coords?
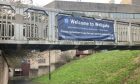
left=44, top=1, right=140, bottom=13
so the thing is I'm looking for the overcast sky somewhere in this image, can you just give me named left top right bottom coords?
left=33, top=0, right=121, bottom=6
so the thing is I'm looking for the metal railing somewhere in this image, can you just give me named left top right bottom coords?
left=23, top=8, right=48, bottom=40
left=116, top=22, right=129, bottom=42
left=0, top=4, right=15, bottom=40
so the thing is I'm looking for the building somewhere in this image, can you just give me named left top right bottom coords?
left=25, top=50, right=76, bottom=78
left=25, top=50, right=61, bottom=78
left=121, top=0, right=140, bottom=5
left=109, top=0, right=115, bottom=4
left=45, top=1, right=140, bottom=23
left=121, top=0, right=132, bottom=4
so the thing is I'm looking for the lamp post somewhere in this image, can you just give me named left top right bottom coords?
left=48, top=45, right=53, bottom=80
left=48, top=49, right=51, bottom=80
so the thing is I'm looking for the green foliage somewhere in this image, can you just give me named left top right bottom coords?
left=32, top=50, right=140, bottom=84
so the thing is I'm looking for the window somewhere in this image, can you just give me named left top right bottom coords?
left=38, top=59, right=46, bottom=63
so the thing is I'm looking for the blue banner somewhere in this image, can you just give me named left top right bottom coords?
left=57, top=15, right=115, bottom=41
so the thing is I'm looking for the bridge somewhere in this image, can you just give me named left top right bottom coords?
left=0, top=1, right=140, bottom=50
left=1, top=1, right=140, bottom=84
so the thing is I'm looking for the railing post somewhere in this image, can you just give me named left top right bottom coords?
left=128, top=22, right=132, bottom=45
left=48, top=12, right=57, bottom=42
left=114, top=20, right=117, bottom=44
left=14, top=7, right=24, bottom=41
left=48, top=12, right=53, bottom=41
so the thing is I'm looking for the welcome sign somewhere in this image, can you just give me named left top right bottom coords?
left=57, top=14, right=115, bottom=41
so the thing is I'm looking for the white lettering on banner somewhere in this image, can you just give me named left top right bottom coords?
left=95, top=22, right=110, bottom=28
left=61, top=30, right=112, bottom=36
left=70, top=19, right=110, bottom=28
left=70, top=19, right=89, bottom=26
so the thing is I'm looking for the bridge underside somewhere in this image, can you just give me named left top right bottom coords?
left=1, top=44, right=140, bottom=50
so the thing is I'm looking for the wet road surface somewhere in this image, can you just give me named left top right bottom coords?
left=8, top=76, right=34, bottom=84
left=8, top=80, right=31, bottom=84
left=9, top=79, right=32, bottom=84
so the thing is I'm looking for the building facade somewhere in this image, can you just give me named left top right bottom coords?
left=121, top=0, right=132, bottom=4
left=121, top=0, right=140, bottom=5
left=45, top=1, right=140, bottom=23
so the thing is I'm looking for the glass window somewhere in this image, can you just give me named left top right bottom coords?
left=134, top=14, right=140, bottom=19
left=125, top=14, right=129, bottom=19
left=129, top=14, right=133, bottom=19
left=84, top=11, right=140, bottom=19
left=120, top=13, right=124, bottom=19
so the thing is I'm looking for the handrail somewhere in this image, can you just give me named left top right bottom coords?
left=0, top=4, right=15, bottom=12
left=24, top=8, right=48, bottom=15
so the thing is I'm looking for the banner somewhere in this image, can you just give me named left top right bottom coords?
left=57, top=15, right=115, bottom=41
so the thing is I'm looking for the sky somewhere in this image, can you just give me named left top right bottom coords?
left=33, top=0, right=122, bottom=6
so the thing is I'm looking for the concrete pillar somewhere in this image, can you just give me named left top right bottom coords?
left=0, top=50, right=9, bottom=84
left=0, top=51, right=4, bottom=84
left=3, top=61, right=8, bottom=84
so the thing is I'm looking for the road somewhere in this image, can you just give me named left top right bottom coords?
left=8, top=79, right=32, bottom=84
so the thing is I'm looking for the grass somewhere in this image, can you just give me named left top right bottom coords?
left=32, top=50, right=140, bottom=84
